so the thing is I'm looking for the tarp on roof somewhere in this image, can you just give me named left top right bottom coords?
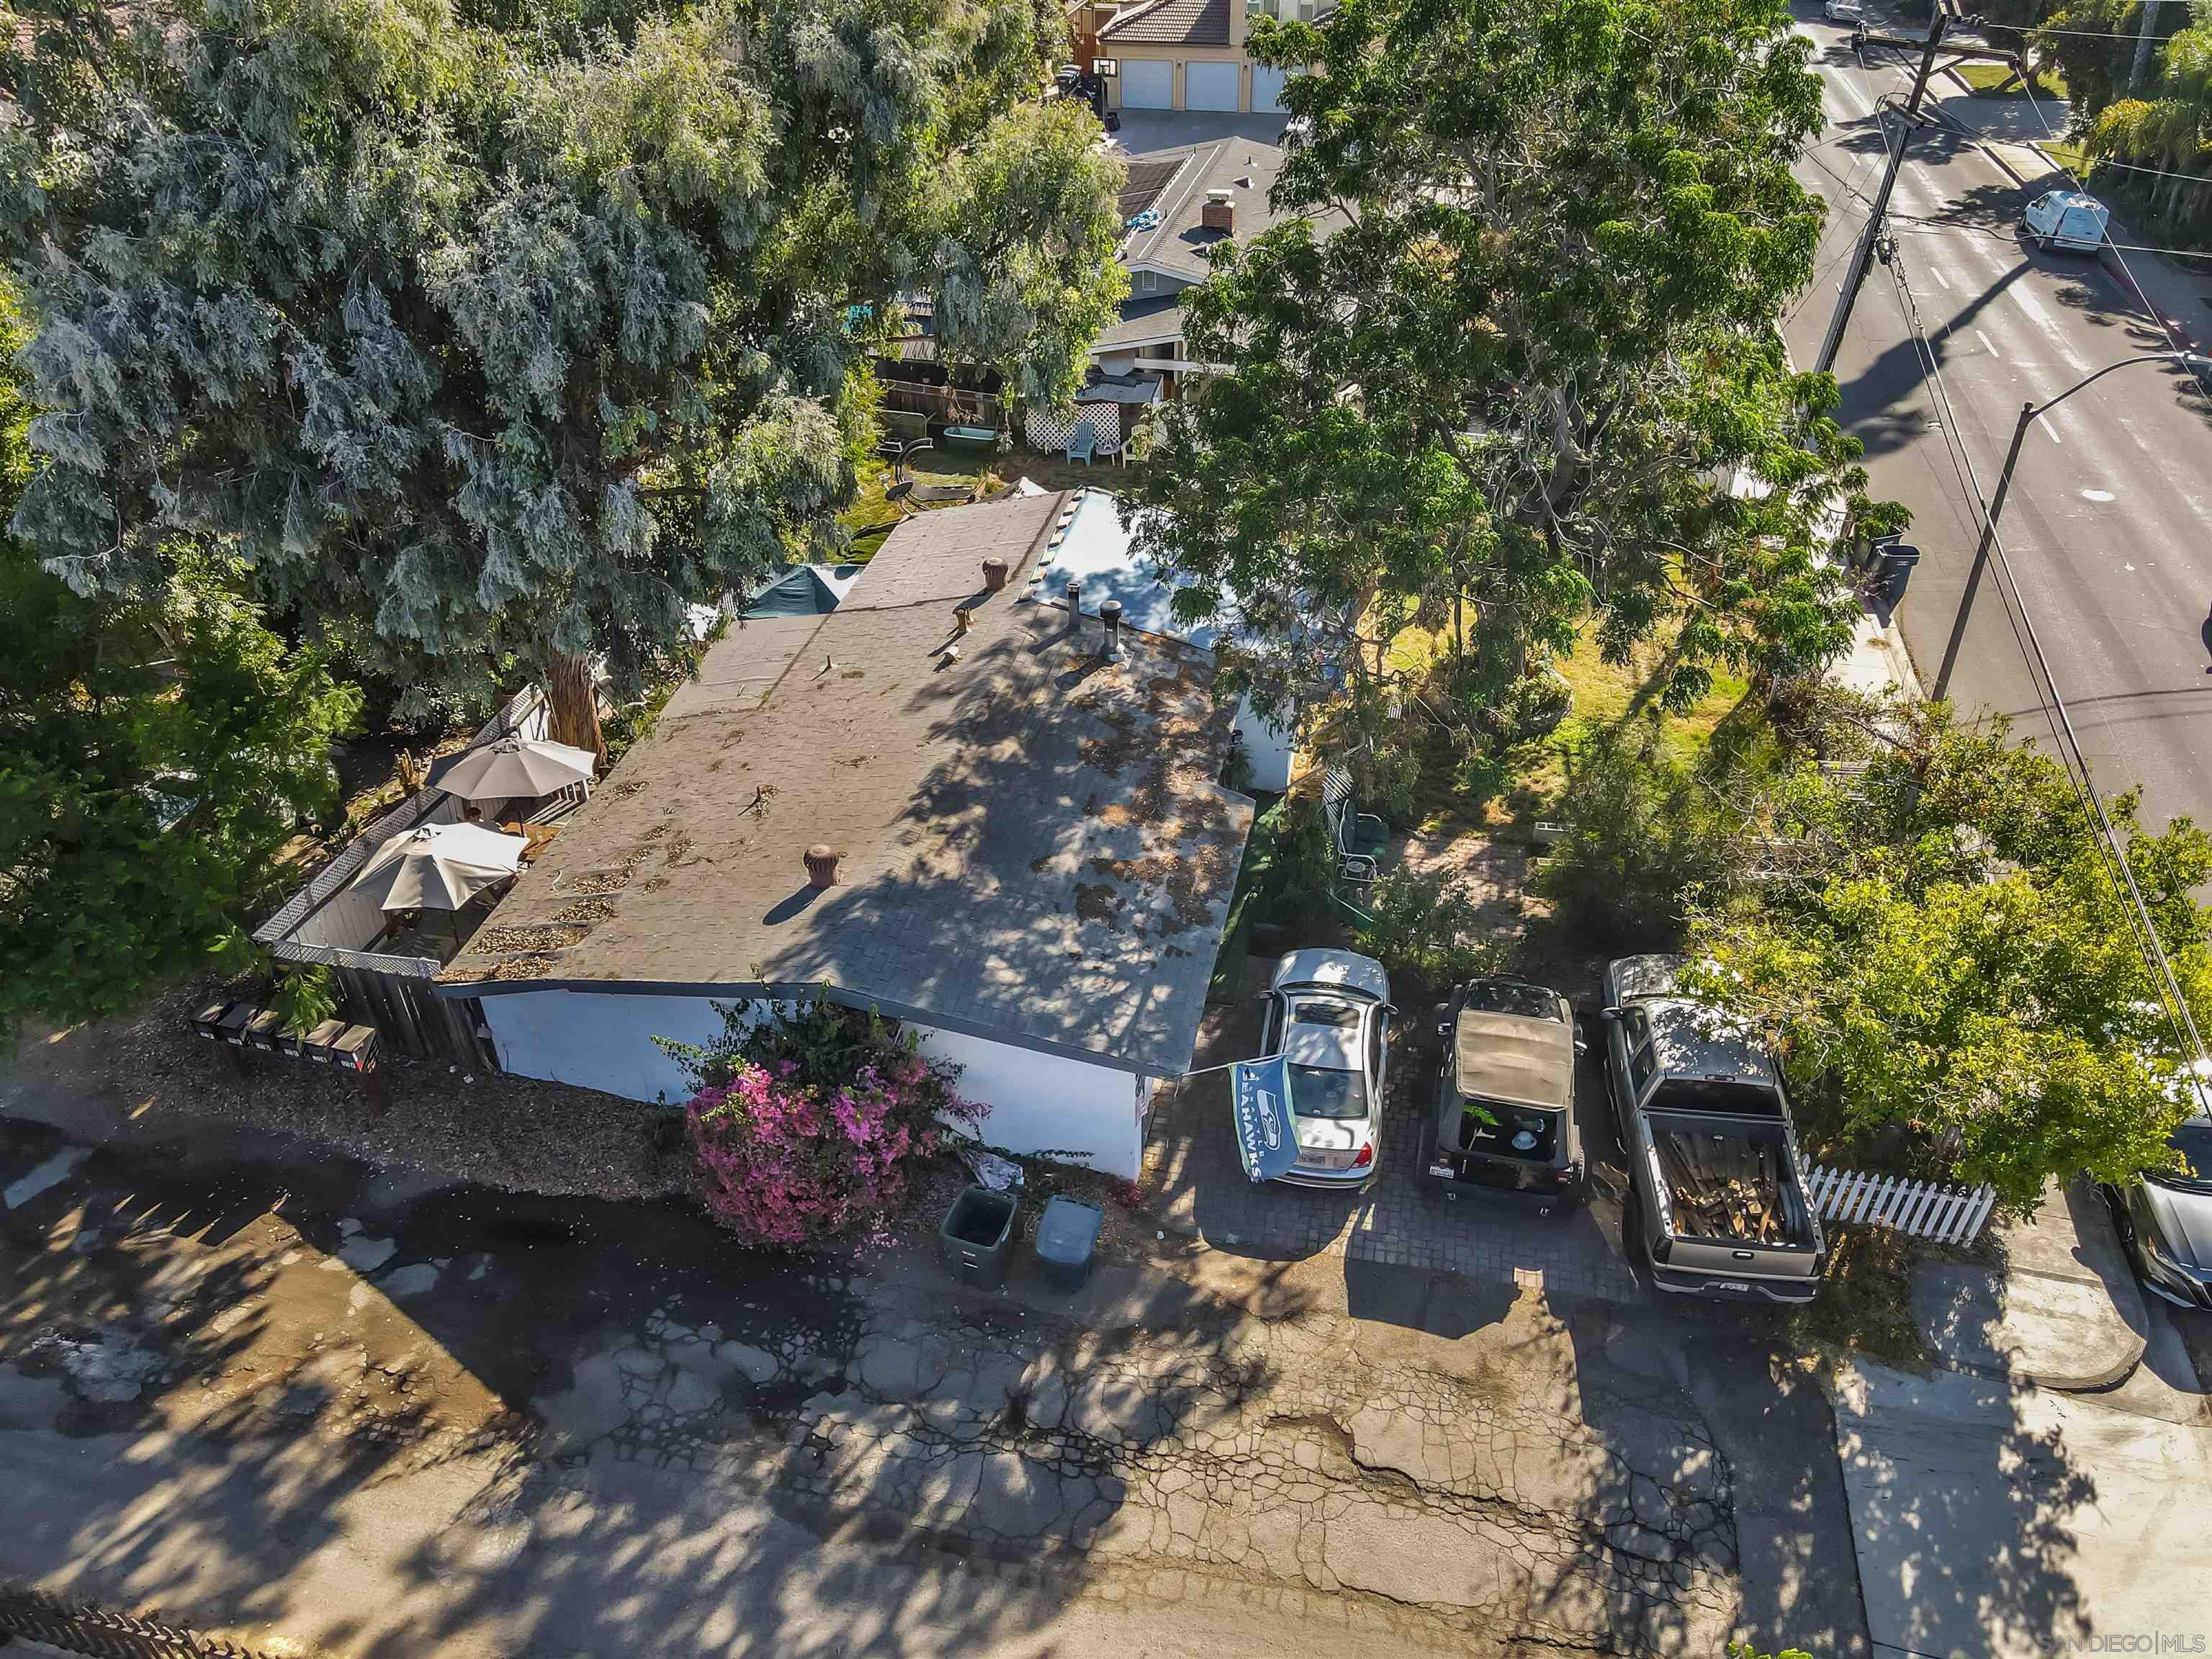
left=1452, top=1010, right=1574, bottom=1112
left=742, top=565, right=866, bottom=619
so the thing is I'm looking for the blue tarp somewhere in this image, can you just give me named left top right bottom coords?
left=1231, top=1054, right=1300, bottom=1184
left=741, top=565, right=866, bottom=619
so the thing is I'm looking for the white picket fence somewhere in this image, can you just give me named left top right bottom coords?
left=1804, top=1164, right=1999, bottom=1245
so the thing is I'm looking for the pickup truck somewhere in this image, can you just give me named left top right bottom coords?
left=1599, top=956, right=1824, bottom=1303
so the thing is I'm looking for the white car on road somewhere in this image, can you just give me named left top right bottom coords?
left=1824, top=0, right=1865, bottom=19
left=1254, top=949, right=1394, bottom=1189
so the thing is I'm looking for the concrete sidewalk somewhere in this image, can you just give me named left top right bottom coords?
left=1835, top=1357, right=2212, bottom=1659
left=1914, top=1178, right=2152, bottom=1392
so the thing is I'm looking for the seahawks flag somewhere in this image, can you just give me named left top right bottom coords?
left=1231, top=1053, right=1300, bottom=1184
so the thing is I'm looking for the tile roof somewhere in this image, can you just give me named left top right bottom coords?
left=1100, top=0, right=1231, bottom=45
left=437, top=493, right=1255, bottom=1079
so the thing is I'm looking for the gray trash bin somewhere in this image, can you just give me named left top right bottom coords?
left=1034, top=1195, right=1104, bottom=1291
left=939, top=1185, right=1018, bottom=1290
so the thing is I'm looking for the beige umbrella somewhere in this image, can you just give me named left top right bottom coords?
left=430, top=737, right=597, bottom=803
left=347, top=822, right=526, bottom=914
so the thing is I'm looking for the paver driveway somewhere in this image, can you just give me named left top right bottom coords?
left=1143, top=987, right=1639, bottom=1305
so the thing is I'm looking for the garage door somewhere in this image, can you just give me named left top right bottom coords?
left=1121, top=58, right=1172, bottom=109
left=1185, top=60, right=1239, bottom=111
left=1251, top=65, right=1289, bottom=113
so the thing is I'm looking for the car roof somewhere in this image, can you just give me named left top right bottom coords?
left=1611, top=954, right=1686, bottom=1002
left=1452, top=1009, right=1573, bottom=1111
left=1642, top=1001, right=1774, bottom=1085
left=1280, top=1010, right=1364, bottom=1071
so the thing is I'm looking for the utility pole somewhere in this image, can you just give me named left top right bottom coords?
left=1815, top=7, right=1951, bottom=375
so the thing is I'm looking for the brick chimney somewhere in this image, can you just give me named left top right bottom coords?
left=1201, top=189, right=1236, bottom=235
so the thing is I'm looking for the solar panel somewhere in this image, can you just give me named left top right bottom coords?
left=1119, top=158, right=1184, bottom=221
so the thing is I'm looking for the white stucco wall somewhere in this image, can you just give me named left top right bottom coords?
left=1233, top=693, right=1298, bottom=793
left=477, top=989, right=1151, bottom=1179
left=909, top=1025, right=1147, bottom=1179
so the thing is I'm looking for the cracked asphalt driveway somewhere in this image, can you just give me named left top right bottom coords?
left=0, top=1118, right=1866, bottom=1659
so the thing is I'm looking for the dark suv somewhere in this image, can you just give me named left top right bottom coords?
left=1424, top=976, right=1584, bottom=1215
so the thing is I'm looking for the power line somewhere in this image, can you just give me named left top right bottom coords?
left=1881, top=258, right=2210, bottom=1073
left=2014, top=73, right=2212, bottom=400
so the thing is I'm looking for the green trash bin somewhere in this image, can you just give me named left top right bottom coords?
left=939, top=1184, right=1018, bottom=1290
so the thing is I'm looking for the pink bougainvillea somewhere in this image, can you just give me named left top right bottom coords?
left=665, top=998, right=981, bottom=1247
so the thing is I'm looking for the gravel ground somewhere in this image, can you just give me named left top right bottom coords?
left=5, top=980, right=698, bottom=1202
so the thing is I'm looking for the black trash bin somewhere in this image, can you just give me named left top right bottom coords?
left=1034, top=1195, right=1104, bottom=1291
left=939, top=1184, right=1018, bottom=1290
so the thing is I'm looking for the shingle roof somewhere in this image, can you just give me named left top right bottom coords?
left=436, top=493, right=1254, bottom=1079
left=1100, top=0, right=1231, bottom=45
left=1122, top=138, right=1295, bottom=283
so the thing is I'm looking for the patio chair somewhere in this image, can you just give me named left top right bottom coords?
left=1065, top=418, right=1098, bottom=467
left=1321, top=765, right=1390, bottom=892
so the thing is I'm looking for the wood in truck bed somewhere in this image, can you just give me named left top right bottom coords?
left=1653, top=1129, right=1791, bottom=1244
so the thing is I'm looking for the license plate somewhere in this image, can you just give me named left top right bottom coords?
left=1428, top=1163, right=1454, bottom=1178
left=1716, top=1281, right=1750, bottom=1294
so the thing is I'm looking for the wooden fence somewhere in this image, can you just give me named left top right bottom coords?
left=253, top=685, right=549, bottom=1070
left=1804, top=1164, right=1999, bottom=1245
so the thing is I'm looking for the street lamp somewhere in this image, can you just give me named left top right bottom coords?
left=1932, top=350, right=2212, bottom=702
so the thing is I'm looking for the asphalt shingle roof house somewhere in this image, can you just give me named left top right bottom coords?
left=436, top=490, right=1256, bottom=1179
left=1092, top=134, right=1308, bottom=390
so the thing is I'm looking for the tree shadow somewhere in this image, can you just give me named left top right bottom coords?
left=0, top=1116, right=1288, bottom=1659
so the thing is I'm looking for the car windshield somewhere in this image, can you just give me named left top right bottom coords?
left=1460, top=981, right=1560, bottom=1022
left=1292, top=999, right=1360, bottom=1027
left=2158, top=1118, right=2212, bottom=1190
left=1290, top=1065, right=1367, bottom=1120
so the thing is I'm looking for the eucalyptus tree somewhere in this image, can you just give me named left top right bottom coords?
left=0, top=0, right=1124, bottom=754
left=1128, top=0, right=1892, bottom=721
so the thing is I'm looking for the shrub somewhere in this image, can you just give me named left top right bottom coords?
left=267, top=963, right=337, bottom=1035
left=660, top=997, right=982, bottom=1247
left=1537, top=721, right=1739, bottom=947
left=1353, top=868, right=1502, bottom=996
left=1258, top=791, right=1341, bottom=928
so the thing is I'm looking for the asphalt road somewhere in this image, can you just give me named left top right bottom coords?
left=1781, top=8, right=2212, bottom=837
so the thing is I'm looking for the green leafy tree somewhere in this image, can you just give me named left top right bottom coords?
left=1126, top=0, right=1893, bottom=724
left=0, top=548, right=362, bottom=1041
left=0, top=278, right=359, bottom=1043
left=0, top=0, right=1120, bottom=755
left=1683, top=703, right=2212, bottom=1213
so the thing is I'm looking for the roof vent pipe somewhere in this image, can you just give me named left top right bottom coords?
left=803, top=845, right=840, bottom=888
left=981, top=557, right=1009, bottom=592
left=1099, top=598, right=1123, bottom=661
left=1066, top=580, right=1083, bottom=627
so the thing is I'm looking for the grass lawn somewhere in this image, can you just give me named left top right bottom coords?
left=1956, top=60, right=2069, bottom=99
left=2038, top=137, right=2094, bottom=180
left=840, top=446, right=1150, bottom=559
left=1388, top=619, right=1748, bottom=836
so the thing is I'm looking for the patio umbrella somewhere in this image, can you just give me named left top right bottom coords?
left=430, top=737, right=597, bottom=803
left=346, top=822, right=527, bottom=914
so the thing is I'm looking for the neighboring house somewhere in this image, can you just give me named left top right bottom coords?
left=1097, top=0, right=1327, bottom=112
left=1093, top=134, right=1308, bottom=393
left=1036, top=487, right=1302, bottom=791
left=435, top=490, right=1256, bottom=1180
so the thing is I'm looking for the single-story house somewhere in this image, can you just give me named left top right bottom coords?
left=1037, top=487, right=1301, bottom=790
left=1097, top=0, right=1328, bottom=113
left=435, top=490, right=1256, bottom=1179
